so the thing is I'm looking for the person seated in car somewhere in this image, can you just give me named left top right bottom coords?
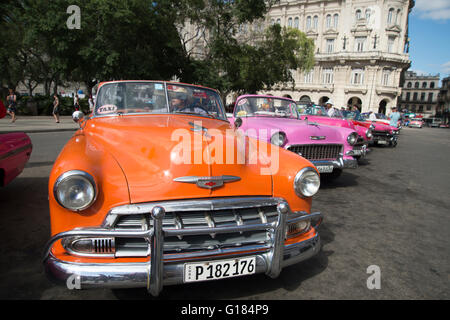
left=170, top=91, right=208, bottom=116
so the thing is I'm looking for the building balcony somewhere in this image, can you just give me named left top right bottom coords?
left=315, top=51, right=410, bottom=65
left=344, top=85, right=368, bottom=94
left=274, top=83, right=335, bottom=93
left=376, top=85, right=401, bottom=96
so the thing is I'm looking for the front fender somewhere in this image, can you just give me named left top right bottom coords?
left=48, top=131, right=130, bottom=238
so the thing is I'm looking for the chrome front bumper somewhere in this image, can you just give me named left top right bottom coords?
left=311, top=153, right=357, bottom=171
left=43, top=199, right=322, bottom=296
left=346, top=144, right=370, bottom=158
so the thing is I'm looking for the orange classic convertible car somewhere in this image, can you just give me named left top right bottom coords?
left=43, top=81, right=322, bottom=296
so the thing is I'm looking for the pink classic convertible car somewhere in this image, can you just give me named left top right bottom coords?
left=342, top=110, right=399, bottom=147
left=229, top=95, right=360, bottom=179
left=0, top=132, right=32, bottom=186
left=297, top=105, right=372, bottom=160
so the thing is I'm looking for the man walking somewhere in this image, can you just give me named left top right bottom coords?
left=389, top=107, right=401, bottom=128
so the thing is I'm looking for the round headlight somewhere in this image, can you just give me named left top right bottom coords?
left=54, top=170, right=97, bottom=211
left=347, top=132, right=358, bottom=145
left=366, top=129, right=373, bottom=139
left=271, top=132, right=286, bottom=147
left=294, top=167, right=320, bottom=197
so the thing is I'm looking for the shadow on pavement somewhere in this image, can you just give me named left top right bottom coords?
left=111, top=224, right=335, bottom=300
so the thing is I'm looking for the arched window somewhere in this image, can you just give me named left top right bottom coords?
left=326, top=14, right=332, bottom=29
left=276, top=18, right=281, bottom=25
left=333, top=14, right=339, bottom=28
left=356, top=9, right=362, bottom=20
left=387, top=8, right=394, bottom=24
left=306, top=16, right=311, bottom=29
left=430, top=82, right=435, bottom=88
left=407, top=82, right=412, bottom=88
left=288, top=17, right=293, bottom=27
left=365, top=9, right=371, bottom=21
left=422, top=82, right=427, bottom=88
left=313, top=15, right=318, bottom=30
left=294, top=17, right=299, bottom=29
left=396, top=9, right=401, bottom=24
left=414, top=82, right=419, bottom=88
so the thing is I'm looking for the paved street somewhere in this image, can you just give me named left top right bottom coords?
left=0, top=127, right=449, bottom=299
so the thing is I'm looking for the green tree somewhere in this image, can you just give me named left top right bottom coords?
left=178, top=1, right=315, bottom=99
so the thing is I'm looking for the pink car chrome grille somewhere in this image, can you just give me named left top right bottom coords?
left=287, top=144, right=342, bottom=161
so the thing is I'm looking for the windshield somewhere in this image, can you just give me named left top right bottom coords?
left=376, top=113, right=388, bottom=120
left=342, top=110, right=365, bottom=121
left=94, top=81, right=226, bottom=120
left=234, top=97, right=298, bottom=118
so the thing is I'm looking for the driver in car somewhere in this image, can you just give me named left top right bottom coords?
left=170, top=91, right=208, bottom=116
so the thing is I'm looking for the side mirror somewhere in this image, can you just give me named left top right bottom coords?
left=234, top=117, right=243, bottom=129
left=72, top=111, right=85, bottom=126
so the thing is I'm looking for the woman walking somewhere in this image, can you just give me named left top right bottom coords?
left=6, top=88, right=17, bottom=123
left=52, top=94, right=60, bottom=123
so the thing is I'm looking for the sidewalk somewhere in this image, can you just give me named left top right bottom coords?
left=0, top=116, right=79, bottom=133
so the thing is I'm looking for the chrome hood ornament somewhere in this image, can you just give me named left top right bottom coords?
left=174, top=175, right=241, bottom=189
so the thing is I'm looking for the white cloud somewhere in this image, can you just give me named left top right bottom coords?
left=441, top=61, right=450, bottom=75
left=414, top=0, right=450, bottom=20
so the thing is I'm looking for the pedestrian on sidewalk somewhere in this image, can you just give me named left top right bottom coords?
left=6, top=88, right=17, bottom=123
left=52, top=94, right=60, bottom=123
left=73, top=93, right=80, bottom=111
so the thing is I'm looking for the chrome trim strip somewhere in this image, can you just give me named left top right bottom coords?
left=0, top=143, right=32, bottom=161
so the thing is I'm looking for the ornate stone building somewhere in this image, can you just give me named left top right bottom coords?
left=398, top=71, right=440, bottom=116
left=260, top=0, right=414, bottom=113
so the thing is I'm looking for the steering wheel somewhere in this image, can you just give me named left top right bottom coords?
left=178, top=104, right=211, bottom=115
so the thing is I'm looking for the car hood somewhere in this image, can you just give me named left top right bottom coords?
left=239, top=116, right=344, bottom=144
left=85, top=115, right=273, bottom=203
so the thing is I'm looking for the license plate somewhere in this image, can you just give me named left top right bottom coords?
left=377, top=140, right=388, bottom=145
left=184, top=257, right=256, bottom=283
left=316, top=165, right=334, bottom=173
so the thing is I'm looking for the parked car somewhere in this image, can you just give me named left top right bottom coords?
left=43, top=81, right=323, bottom=296
left=408, top=118, right=423, bottom=128
left=230, top=95, right=361, bottom=179
left=430, top=118, right=442, bottom=128
left=0, top=132, right=33, bottom=186
left=342, top=110, right=399, bottom=147
left=361, top=112, right=391, bottom=125
left=439, top=123, right=449, bottom=128
left=297, top=105, right=372, bottom=155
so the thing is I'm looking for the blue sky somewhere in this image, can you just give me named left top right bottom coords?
left=408, top=0, right=450, bottom=80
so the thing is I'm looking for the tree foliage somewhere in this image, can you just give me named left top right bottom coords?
left=178, top=1, right=315, bottom=98
left=1, top=0, right=314, bottom=100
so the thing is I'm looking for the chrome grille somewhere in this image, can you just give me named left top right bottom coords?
left=372, top=130, right=390, bottom=136
left=287, top=144, right=342, bottom=161
left=113, top=205, right=279, bottom=256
